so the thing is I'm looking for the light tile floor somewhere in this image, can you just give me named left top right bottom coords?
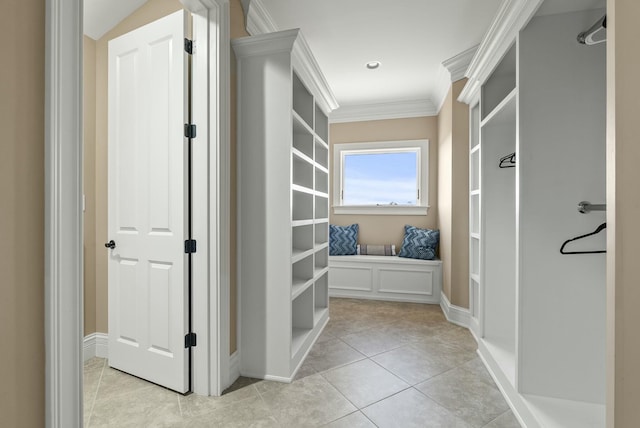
left=84, top=298, right=521, bottom=427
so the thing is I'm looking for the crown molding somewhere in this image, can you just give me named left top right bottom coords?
left=231, top=28, right=298, bottom=57
left=431, top=45, right=477, bottom=116
left=292, top=33, right=339, bottom=114
left=245, top=0, right=277, bottom=35
left=443, top=45, right=478, bottom=82
left=458, top=0, right=544, bottom=104
left=433, top=66, right=452, bottom=115
left=232, top=29, right=339, bottom=114
left=242, top=0, right=338, bottom=113
left=330, top=99, right=437, bottom=123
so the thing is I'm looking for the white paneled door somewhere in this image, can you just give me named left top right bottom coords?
left=107, top=10, right=190, bottom=393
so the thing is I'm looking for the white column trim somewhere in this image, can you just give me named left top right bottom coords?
left=45, top=0, right=84, bottom=427
left=181, top=0, right=231, bottom=396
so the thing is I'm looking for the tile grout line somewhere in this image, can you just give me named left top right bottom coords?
left=480, top=408, right=513, bottom=427
left=367, top=351, right=416, bottom=385
left=318, top=370, right=359, bottom=409
left=407, top=385, right=473, bottom=426
left=254, top=384, right=283, bottom=427
left=318, top=355, right=413, bottom=420
left=86, top=358, right=106, bottom=428
left=177, top=393, right=183, bottom=417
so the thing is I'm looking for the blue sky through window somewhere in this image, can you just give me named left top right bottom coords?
left=343, top=151, right=418, bottom=205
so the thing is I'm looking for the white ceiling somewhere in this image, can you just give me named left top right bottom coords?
left=84, top=0, right=148, bottom=40
left=261, top=0, right=503, bottom=111
left=84, top=0, right=607, bottom=117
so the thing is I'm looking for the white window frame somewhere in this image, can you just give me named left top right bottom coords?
left=332, top=139, right=430, bottom=215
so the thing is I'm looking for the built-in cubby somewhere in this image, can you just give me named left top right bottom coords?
left=470, top=238, right=480, bottom=277
left=292, top=254, right=313, bottom=297
left=293, top=117, right=314, bottom=159
left=293, top=154, right=313, bottom=190
left=314, top=272, right=329, bottom=320
left=315, top=139, right=328, bottom=169
left=481, top=86, right=517, bottom=385
left=233, top=29, right=335, bottom=382
left=470, top=150, right=480, bottom=192
left=463, top=5, right=607, bottom=427
left=314, top=247, right=328, bottom=274
left=315, top=195, right=328, bottom=220
left=292, top=224, right=313, bottom=259
left=315, top=222, right=328, bottom=246
left=481, top=44, right=516, bottom=120
left=470, top=194, right=479, bottom=234
left=293, top=73, right=313, bottom=128
left=471, top=104, right=480, bottom=150
left=315, top=167, right=328, bottom=194
left=315, top=105, right=328, bottom=143
left=291, top=286, right=314, bottom=357
left=292, top=190, right=313, bottom=221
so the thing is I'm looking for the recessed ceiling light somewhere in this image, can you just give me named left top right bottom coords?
left=366, top=61, right=381, bottom=70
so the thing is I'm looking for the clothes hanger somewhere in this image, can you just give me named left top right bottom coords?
left=499, top=152, right=516, bottom=169
left=560, top=222, right=606, bottom=255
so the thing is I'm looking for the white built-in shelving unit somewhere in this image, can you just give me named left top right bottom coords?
left=462, top=3, right=606, bottom=427
left=232, top=29, right=338, bottom=382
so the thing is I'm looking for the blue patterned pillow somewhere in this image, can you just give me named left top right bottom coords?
left=399, top=225, right=439, bottom=260
left=329, top=224, right=358, bottom=255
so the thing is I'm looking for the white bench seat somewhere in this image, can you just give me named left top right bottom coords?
left=328, top=255, right=442, bottom=304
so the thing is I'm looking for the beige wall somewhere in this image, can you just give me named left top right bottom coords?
left=329, top=117, right=439, bottom=249
left=607, top=0, right=640, bottom=426
left=229, top=0, right=249, bottom=354
left=84, top=36, right=97, bottom=335
left=0, top=1, right=45, bottom=426
left=438, top=80, right=470, bottom=308
left=450, top=80, right=469, bottom=309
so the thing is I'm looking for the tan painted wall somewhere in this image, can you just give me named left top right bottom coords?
left=84, top=36, right=97, bottom=335
left=451, top=80, right=470, bottom=308
left=229, top=0, right=249, bottom=354
left=0, top=1, right=45, bottom=426
left=607, top=0, right=640, bottom=426
left=437, top=80, right=470, bottom=308
left=329, top=117, right=439, bottom=249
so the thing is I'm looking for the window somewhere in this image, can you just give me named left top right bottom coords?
left=332, top=140, right=429, bottom=215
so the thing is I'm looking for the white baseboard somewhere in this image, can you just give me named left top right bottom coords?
left=83, top=333, right=108, bottom=362
left=329, top=290, right=441, bottom=305
left=440, top=291, right=471, bottom=328
left=227, top=351, right=240, bottom=389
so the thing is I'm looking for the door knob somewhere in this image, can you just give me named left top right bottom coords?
left=104, top=240, right=116, bottom=249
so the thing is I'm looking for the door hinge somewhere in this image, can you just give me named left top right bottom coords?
left=184, top=124, right=197, bottom=139
left=184, top=38, right=193, bottom=55
left=184, top=239, right=197, bottom=254
left=184, top=332, right=197, bottom=348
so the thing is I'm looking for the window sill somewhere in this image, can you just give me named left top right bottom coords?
left=332, top=205, right=430, bottom=216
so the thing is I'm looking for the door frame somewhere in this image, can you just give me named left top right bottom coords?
left=44, top=0, right=231, bottom=426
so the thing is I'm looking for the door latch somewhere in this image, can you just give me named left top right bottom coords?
left=104, top=240, right=116, bottom=249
